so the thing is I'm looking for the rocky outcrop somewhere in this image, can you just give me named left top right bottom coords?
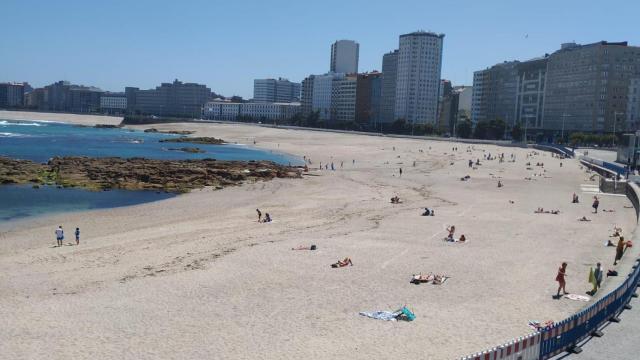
left=144, top=128, right=195, bottom=135
left=0, top=156, right=301, bottom=193
left=159, top=137, right=225, bottom=145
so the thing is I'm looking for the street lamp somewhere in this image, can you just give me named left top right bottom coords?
left=613, top=111, right=624, bottom=147
left=561, top=113, right=571, bottom=143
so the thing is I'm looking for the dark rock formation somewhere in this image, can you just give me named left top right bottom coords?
left=0, top=156, right=301, bottom=193
left=159, top=137, right=225, bottom=145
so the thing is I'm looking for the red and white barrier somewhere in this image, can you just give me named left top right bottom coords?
left=460, top=332, right=541, bottom=360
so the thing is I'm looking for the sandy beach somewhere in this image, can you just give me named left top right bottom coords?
left=0, top=111, right=637, bottom=359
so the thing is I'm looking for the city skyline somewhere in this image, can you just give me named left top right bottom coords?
left=2, top=0, right=639, bottom=98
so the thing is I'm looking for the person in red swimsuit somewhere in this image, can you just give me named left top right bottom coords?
left=556, top=262, right=568, bottom=298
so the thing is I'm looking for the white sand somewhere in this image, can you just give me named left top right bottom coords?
left=0, top=113, right=637, bottom=359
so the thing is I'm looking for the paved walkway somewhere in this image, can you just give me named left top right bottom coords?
left=553, top=290, right=640, bottom=359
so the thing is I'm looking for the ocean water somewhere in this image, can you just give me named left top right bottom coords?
left=0, top=185, right=174, bottom=222
left=0, top=119, right=299, bottom=164
left=0, top=118, right=300, bottom=222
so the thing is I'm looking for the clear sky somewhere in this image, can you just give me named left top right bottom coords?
left=2, top=0, right=638, bottom=98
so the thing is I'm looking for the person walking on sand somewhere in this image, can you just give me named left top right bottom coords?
left=614, top=236, right=626, bottom=265
left=556, top=262, right=568, bottom=298
left=399, top=168, right=403, bottom=177
left=256, top=209, right=262, bottom=222
left=75, top=227, right=80, bottom=245
left=592, top=196, right=600, bottom=213
left=55, top=226, right=64, bottom=247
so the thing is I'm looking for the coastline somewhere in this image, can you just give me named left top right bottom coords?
left=0, top=111, right=637, bottom=359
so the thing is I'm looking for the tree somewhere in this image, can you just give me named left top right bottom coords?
left=473, top=120, right=490, bottom=139
left=456, top=119, right=473, bottom=138
left=390, top=119, right=408, bottom=134
left=511, top=122, right=523, bottom=142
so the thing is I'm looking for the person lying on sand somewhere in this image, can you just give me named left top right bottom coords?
left=551, top=210, right=560, bottom=215
left=432, top=274, right=448, bottom=285
left=535, top=208, right=545, bottom=214
left=390, top=196, right=402, bottom=204
left=421, top=208, right=434, bottom=216
left=602, top=209, right=616, bottom=213
left=292, top=245, right=317, bottom=250
left=411, top=273, right=434, bottom=283
left=331, top=257, right=353, bottom=268
left=610, top=227, right=622, bottom=237
left=578, top=216, right=591, bottom=222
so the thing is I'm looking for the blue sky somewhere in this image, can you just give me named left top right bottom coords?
left=1, top=0, right=638, bottom=98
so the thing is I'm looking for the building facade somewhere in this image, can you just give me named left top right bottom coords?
left=471, top=61, right=519, bottom=127
left=355, top=72, right=382, bottom=126
left=100, top=92, right=127, bottom=114
left=394, top=31, right=445, bottom=124
left=331, top=75, right=357, bottom=122
left=126, top=79, right=211, bottom=117
left=301, top=75, right=315, bottom=115
left=473, top=41, right=640, bottom=137
left=253, top=78, right=301, bottom=103
left=330, top=40, right=359, bottom=74
left=543, top=41, right=640, bottom=133
left=203, top=101, right=300, bottom=121
left=515, top=57, right=547, bottom=131
left=0, top=82, right=31, bottom=108
left=380, top=50, right=399, bottom=123
left=312, top=73, right=343, bottom=121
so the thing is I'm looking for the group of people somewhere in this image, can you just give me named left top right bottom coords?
left=54, top=225, right=80, bottom=247
left=256, top=209, right=272, bottom=223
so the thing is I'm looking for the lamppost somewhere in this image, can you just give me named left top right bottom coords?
left=561, top=113, right=571, bottom=143
left=613, top=111, right=624, bottom=147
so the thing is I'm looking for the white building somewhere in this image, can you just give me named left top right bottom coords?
left=312, top=73, right=344, bottom=120
left=331, top=75, right=357, bottom=122
left=203, top=101, right=240, bottom=120
left=253, top=78, right=301, bottom=103
left=241, top=102, right=301, bottom=121
left=394, top=31, right=444, bottom=124
left=330, top=40, right=359, bottom=74
left=203, top=101, right=300, bottom=121
left=100, top=93, right=127, bottom=114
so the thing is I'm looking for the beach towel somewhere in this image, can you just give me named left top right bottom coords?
left=588, top=267, right=596, bottom=288
left=359, top=311, right=399, bottom=321
left=528, top=320, right=554, bottom=331
left=564, top=294, right=590, bottom=302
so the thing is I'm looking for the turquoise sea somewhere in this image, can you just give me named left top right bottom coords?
left=0, top=118, right=299, bottom=221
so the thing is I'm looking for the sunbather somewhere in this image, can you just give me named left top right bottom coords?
left=578, top=216, right=591, bottom=222
left=432, top=274, right=448, bottom=285
left=331, top=257, right=353, bottom=268
left=292, top=245, right=317, bottom=250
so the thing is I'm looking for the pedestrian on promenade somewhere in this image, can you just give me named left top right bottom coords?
left=593, top=263, right=603, bottom=293
left=555, top=262, right=568, bottom=298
